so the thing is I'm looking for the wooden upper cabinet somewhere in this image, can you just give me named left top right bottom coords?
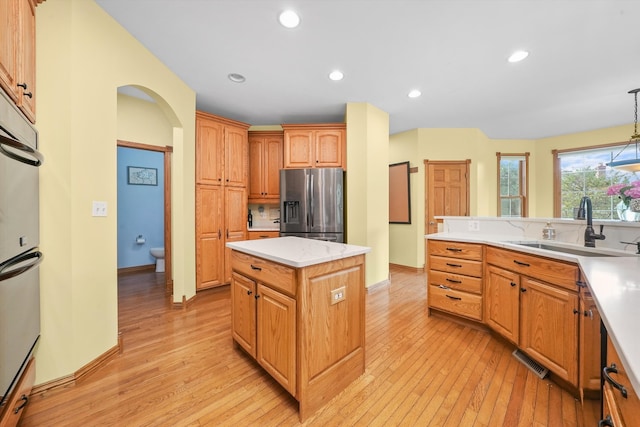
left=248, top=131, right=283, bottom=202
left=282, top=123, right=346, bottom=170
left=196, top=116, right=224, bottom=185
left=0, top=0, right=40, bottom=122
left=225, top=125, right=249, bottom=187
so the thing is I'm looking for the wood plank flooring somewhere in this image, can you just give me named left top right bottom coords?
left=21, top=266, right=600, bottom=426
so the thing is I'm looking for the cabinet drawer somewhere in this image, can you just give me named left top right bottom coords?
left=248, top=231, right=280, bottom=240
left=231, top=251, right=296, bottom=296
left=486, top=246, right=579, bottom=290
left=428, top=269, right=482, bottom=294
left=429, top=255, right=482, bottom=277
left=606, top=338, right=640, bottom=424
left=428, top=240, right=483, bottom=261
left=429, top=285, right=482, bottom=321
left=0, top=357, right=35, bottom=427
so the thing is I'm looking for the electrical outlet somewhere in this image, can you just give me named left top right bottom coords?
left=92, top=201, right=108, bottom=217
left=331, top=286, right=346, bottom=305
left=467, top=220, right=479, bottom=231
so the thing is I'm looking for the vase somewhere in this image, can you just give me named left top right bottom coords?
left=616, top=200, right=640, bottom=221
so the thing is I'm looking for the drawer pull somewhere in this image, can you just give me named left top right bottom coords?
left=438, top=284, right=451, bottom=290
left=446, top=263, right=462, bottom=268
left=513, top=260, right=530, bottom=267
left=445, top=278, right=462, bottom=284
left=445, top=294, right=462, bottom=301
left=250, top=264, right=262, bottom=271
left=14, top=394, right=28, bottom=414
left=576, top=280, right=587, bottom=288
left=598, top=415, right=614, bottom=427
left=445, top=247, right=462, bottom=252
left=603, top=364, right=628, bottom=398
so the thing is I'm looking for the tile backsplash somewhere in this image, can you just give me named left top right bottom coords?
left=248, top=203, right=280, bottom=229
left=437, top=216, right=640, bottom=254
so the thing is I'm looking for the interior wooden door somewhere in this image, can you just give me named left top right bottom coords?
left=424, top=160, right=470, bottom=235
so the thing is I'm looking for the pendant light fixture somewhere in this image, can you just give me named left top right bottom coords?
left=607, top=88, right=640, bottom=172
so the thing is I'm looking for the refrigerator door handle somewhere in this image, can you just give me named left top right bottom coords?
left=309, top=173, right=314, bottom=227
left=0, top=250, right=43, bottom=282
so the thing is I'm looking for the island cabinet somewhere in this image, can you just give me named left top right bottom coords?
left=0, top=0, right=42, bottom=123
left=282, top=123, right=346, bottom=170
left=601, top=335, right=640, bottom=426
left=248, top=230, right=280, bottom=240
left=230, top=247, right=366, bottom=421
left=427, top=240, right=483, bottom=322
left=485, top=246, right=580, bottom=388
left=248, top=131, right=283, bottom=203
left=195, top=111, right=249, bottom=290
left=579, top=284, right=602, bottom=399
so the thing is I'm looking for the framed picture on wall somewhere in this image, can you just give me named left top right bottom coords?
left=389, top=161, right=411, bottom=224
left=127, top=166, right=158, bottom=186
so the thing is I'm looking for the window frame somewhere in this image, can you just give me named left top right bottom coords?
left=496, top=152, right=529, bottom=218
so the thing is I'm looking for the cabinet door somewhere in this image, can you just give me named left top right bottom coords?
left=257, top=283, right=296, bottom=395
left=224, top=186, right=247, bottom=283
left=263, top=136, right=283, bottom=199
left=485, top=265, right=520, bottom=345
left=579, top=292, right=601, bottom=397
left=0, top=0, right=19, bottom=103
left=284, top=130, right=313, bottom=168
left=225, top=125, right=248, bottom=187
left=520, top=277, right=579, bottom=386
left=248, top=136, right=264, bottom=199
left=196, top=117, right=224, bottom=185
left=231, top=273, right=257, bottom=357
left=314, top=129, right=344, bottom=168
left=196, top=186, right=224, bottom=290
left=17, top=0, right=35, bottom=122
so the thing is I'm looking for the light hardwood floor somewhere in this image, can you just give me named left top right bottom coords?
left=21, top=266, right=600, bottom=426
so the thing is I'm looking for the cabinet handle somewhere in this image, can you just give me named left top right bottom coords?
left=226, top=229, right=229, bottom=239
left=445, top=278, right=462, bottom=284
left=513, top=260, right=530, bottom=267
left=520, top=288, right=527, bottom=293
left=255, top=294, right=260, bottom=299
left=510, top=282, right=517, bottom=287
left=445, top=263, right=462, bottom=268
left=584, top=309, right=594, bottom=319
left=573, top=309, right=580, bottom=315
left=437, top=284, right=451, bottom=290
left=576, top=281, right=587, bottom=288
left=598, top=415, right=614, bottom=427
left=17, top=82, right=28, bottom=90
left=445, top=294, right=461, bottom=300
left=445, top=247, right=462, bottom=252
left=603, top=364, right=628, bottom=398
left=14, top=394, right=28, bottom=414
left=247, top=290, right=253, bottom=296
left=218, top=229, right=221, bottom=239
left=250, top=264, right=262, bottom=271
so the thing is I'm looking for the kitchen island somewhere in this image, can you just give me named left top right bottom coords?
left=226, top=237, right=370, bottom=421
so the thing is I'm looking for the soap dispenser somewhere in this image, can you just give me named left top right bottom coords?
left=542, top=222, right=556, bottom=240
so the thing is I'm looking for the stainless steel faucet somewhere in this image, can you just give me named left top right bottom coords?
left=577, top=196, right=606, bottom=247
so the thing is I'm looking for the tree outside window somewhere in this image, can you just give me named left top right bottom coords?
left=497, top=153, right=528, bottom=217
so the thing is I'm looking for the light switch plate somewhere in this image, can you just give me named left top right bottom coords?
left=467, top=220, right=479, bottom=231
left=92, top=201, right=108, bottom=217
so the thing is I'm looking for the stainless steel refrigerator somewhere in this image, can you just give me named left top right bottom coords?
left=280, top=168, right=344, bottom=242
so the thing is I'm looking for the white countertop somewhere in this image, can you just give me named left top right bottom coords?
left=426, top=232, right=640, bottom=396
left=226, top=236, right=371, bottom=268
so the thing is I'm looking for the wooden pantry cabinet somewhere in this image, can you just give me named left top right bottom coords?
left=0, top=0, right=43, bottom=123
left=485, top=246, right=580, bottom=387
left=282, top=123, right=346, bottom=170
left=195, top=111, right=249, bottom=290
left=427, top=240, right=484, bottom=322
left=248, top=131, right=283, bottom=203
left=230, top=250, right=365, bottom=421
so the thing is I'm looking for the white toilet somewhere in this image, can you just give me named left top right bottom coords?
left=150, top=247, right=165, bottom=273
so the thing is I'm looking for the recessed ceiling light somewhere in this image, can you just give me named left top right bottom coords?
left=279, top=10, right=300, bottom=28
left=408, top=89, right=422, bottom=98
left=228, top=73, right=246, bottom=83
left=508, top=50, right=529, bottom=63
left=329, top=70, right=344, bottom=81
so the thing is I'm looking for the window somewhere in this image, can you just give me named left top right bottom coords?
left=497, top=153, right=529, bottom=217
left=553, top=143, right=640, bottom=218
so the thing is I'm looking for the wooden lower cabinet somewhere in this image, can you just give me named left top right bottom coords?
left=0, top=357, right=35, bottom=427
left=484, top=265, right=520, bottom=345
left=601, top=336, right=640, bottom=426
left=230, top=250, right=365, bottom=421
left=579, top=289, right=601, bottom=399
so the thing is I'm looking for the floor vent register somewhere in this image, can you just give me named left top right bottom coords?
left=512, top=349, right=549, bottom=379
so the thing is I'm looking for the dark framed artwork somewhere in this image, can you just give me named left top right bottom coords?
left=127, top=166, right=158, bottom=186
left=389, top=161, right=411, bottom=224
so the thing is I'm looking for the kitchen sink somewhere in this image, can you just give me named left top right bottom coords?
left=509, top=242, right=617, bottom=257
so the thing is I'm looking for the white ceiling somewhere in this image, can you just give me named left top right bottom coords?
left=96, top=0, right=640, bottom=139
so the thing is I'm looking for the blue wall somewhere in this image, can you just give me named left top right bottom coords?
left=117, top=147, right=164, bottom=268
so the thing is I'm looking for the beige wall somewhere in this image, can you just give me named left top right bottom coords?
left=346, top=103, right=390, bottom=287
left=35, top=0, right=195, bottom=385
left=117, top=93, right=174, bottom=147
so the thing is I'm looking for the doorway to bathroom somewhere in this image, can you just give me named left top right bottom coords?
left=117, top=141, right=173, bottom=294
